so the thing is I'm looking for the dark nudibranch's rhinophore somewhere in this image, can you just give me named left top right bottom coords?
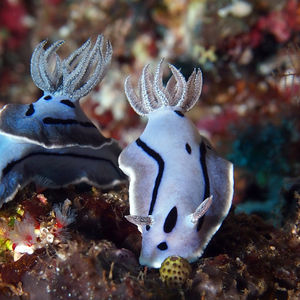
left=119, top=59, right=234, bottom=268
left=0, top=35, right=126, bottom=207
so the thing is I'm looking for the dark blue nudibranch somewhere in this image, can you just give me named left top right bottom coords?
left=0, top=35, right=126, bottom=207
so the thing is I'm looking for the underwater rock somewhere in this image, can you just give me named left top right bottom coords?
left=0, top=185, right=299, bottom=299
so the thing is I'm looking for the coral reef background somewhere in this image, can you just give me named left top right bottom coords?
left=0, top=0, right=299, bottom=299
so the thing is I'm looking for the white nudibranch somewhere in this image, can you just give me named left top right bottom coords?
left=0, top=35, right=126, bottom=207
left=119, top=59, right=234, bottom=268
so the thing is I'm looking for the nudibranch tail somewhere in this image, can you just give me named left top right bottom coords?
left=30, top=35, right=112, bottom=101
left=124, top=59, right=203, bottom=116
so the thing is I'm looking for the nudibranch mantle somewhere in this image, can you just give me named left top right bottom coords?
left=0, top=35, right=126, bottom=207
left=119, top=60, right=234, bottom=268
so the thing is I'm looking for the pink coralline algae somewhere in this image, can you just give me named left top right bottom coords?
left=45, top=0, right=64, bottom=5
left=225, top=0, right=300, bottom=60
left=256, top=0, right=300, bottom=43
left=197, top=110, right=239, bottom=136
left=0, top=0, right=29, bottom=50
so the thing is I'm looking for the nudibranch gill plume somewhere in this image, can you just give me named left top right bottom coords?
left=0, top=35, right=126, bottom=207
left=119, top=59, right=234, bottom=268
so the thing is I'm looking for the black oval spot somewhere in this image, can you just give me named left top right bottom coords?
left=174, top=110, right=184, bottom=117
left=25, top=104, right=35, bottom=116
left=164, top=206, right=177, bottom=233
left=60, top=99, right=75, bottom=108
left=146, top=225, right=150, bottom=231
left=44, top=95, right=52, bottom=100
left=157, top=242, right=168, bottom=251
left=185, top=143, right=192, bottom=154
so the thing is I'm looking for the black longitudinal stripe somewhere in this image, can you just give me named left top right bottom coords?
left=136, top=138, right=164, bottom=219
left=25, top=104, right=35, bottom=116
left=2, top=152, right=121, bottom=178
left=157, top=241, right=168, bottom=250
left=197, top=142, right=210, bottom=231
left=43, top=117, right=95, bottom=128
left=200, top=142, right=210, bottom=199
left=185, top=143, right=192, bottom=154
left=60, top=99, right=75, bottom=108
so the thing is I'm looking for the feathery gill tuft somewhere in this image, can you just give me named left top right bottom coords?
left=31, top=35, right=112, bottom=100
left=124, top=59, right=202, bottom=116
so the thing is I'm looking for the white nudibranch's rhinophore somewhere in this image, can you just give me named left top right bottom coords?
left=119, top=59, right=234, bottom=268
left=0, top=35, right=126, bottom=207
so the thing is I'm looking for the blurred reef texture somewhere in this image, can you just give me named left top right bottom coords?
left=0, top=0, right=299, bottom=299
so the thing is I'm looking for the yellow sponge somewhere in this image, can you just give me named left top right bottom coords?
left=159, top=255, right=192, bottom=287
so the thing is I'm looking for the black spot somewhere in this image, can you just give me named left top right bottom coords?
left=163, top=206, right=178, bottom=233
left=43, top=117, right=95, bottom=128
left=157, top=242, right=168, bottom=251
left=185, top=143, right=192, bottom=154
left=44, top=95, right=52, bottom=100
left=174, top=110, right=184, bottom=117
left=146, top=225, right=150, bottom=231
left=25, top=104, right=35, bottom=116
left=60, top=99, right=75, bottom=108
